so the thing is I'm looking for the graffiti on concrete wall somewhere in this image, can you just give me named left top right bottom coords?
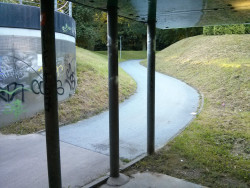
left=31, top=79, right=65, bottom=95
left=0, top=56, right=4, bottom=80
left=0, top=54, right=37, bottom=81
left=62, top=23, right=72, bottom=33
left=0, top=82, right=30, bottom=102
left=64, top=54, right=76, bottom=91
left=65, top=63, right=76, bottom=91
left=38, top=64, right=64, bottom=77
left=4, top=99, right=25, bottom=119
left=0, top=51, right=76, bottom=124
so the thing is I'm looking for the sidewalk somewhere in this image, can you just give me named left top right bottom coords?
left=0, top=133, right=109, bottom=188
left=0, top=133, right=206, bottom=188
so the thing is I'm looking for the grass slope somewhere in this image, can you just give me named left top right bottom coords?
left=0, top=47, right=137, bottom=134
left=95, top=51, right=147, bottom=62
left=128, top=35, right=250, bottom=187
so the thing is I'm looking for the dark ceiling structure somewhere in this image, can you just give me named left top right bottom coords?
left=70, top=0, right=250, bottom=29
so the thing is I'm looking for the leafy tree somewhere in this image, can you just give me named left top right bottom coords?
left=118, top=20, right=146, bottom=50
left=72, top=4, right=101, bottom=50
left=93, top=11, right=147, bottom=50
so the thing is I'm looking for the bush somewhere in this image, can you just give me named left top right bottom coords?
left=213, top=25, right=230, bottom=35
left=245, top=24, right=250, bottom=34
left=203, top=26, right=214, bottom=35
left=230, top=24, right=245, bottom=34
left=204, top=24, right=246, bottom=35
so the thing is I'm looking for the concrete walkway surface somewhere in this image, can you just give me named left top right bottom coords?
left=101, top=172, right=205, bottom=188
left=58, top=60, right=199, bottom=160
left=0, top=133, right=109, bottom=188
left=0, top=60, right=200, bottom=187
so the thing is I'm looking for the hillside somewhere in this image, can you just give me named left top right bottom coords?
left=0, top=47, right=137, bottom=134
left=133, top=35, right=250, bottom=187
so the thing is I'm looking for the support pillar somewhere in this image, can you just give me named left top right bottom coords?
left=106, top=0, right=129, bottom=186
left=40, top=1, right=62, bottom=188
left=107, top=0, right=119, bottom=179
left=147, top=0, right=157, bottom=155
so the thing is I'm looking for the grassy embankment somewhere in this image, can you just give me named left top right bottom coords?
left=127, top=35, right=250, bottom=187
left=0, top=48, right=146, bottom=135
left=95, top=50, right=147, bottom=62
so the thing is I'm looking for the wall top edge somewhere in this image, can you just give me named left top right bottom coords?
left=0, top=2, right=76, bottom=38
left=0, top=27, right=75, bottom=43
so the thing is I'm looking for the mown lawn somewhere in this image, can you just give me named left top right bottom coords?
left=0, top=47, right=141, bottom=135
left=126, top=35, right=250, bottom=187
left=95, top=50, right=147, bottom=62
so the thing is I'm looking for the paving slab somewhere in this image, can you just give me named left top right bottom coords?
left=101, top=172, right=205, bottom=188
left=0, top=133, right=109, bottom=188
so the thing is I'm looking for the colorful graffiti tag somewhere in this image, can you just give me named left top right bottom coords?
left=0, top=82, right=30, bottom=102
left=4, top=99, right=25, bottom=119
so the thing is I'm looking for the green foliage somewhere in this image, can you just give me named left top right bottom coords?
left=245, top=24, right=250, bottom=34
left=203, top=26, right=214, bottom=35
left=95, top=51, right=147, bottom=62
left=72, top=4, right=147, bottom=51
left=72, top=5, right=102, bottom=50
left=204, top=24, right=247, bottom=35
left=118, top=21, right=147, bottom=50
left=214, top=25, right=245, bottom=35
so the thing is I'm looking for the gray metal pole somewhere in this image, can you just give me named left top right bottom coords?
left=19, top=0, right=22, bottom=4
left=107, top=0, right=119, bottom=178
left=40, top=1, right=62, bottom=188
left=147, top=0, right=157, bottom=155
left=69, top=2, right=72, bottom=17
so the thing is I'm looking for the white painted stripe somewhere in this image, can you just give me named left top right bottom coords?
left=55, top=32, right=75, bottom=43
left=0, top=27, right=75, bottom=43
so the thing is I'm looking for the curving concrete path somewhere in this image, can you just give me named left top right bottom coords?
left=59, top=60, right=199, bottom=160
left=0, top=60, right=200, bottom=187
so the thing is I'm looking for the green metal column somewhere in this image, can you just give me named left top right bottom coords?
left=40, top=1, right=62, bottom=187
left=147, top=0, right=157, bottom=155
